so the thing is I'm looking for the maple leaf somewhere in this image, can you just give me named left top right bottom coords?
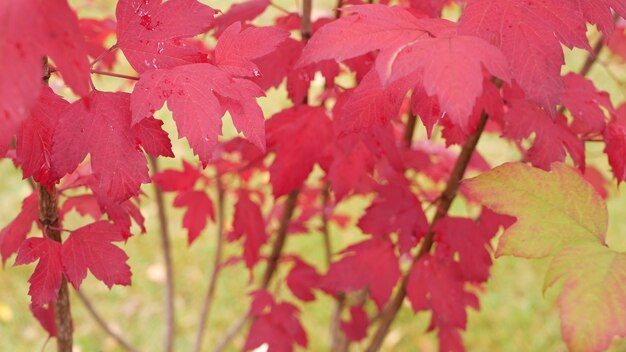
left=152, top=160, right=202, bottom=192
left=604, top=105, right=626, bottom=182
left=340, top=306, right=369, bottom=342
left=79, top=18, right=117, bottom=69
left=213, top=0, right=270, bottom=37
left=560, top=73, right=612, bottom=135
left=327, top=139, right=375, bottom=200
left=51, top=91, right=150, bottom=203
left=503, top=95, right=584, bottom=170
left=229, top=191, right=267, bottom=269
left=358, top=182, right=428, bottom=253
left=214, top=23, right=289, bottom=78
left=0, top=0, right=90, bottom=153
left=15, top=87, right=69, bottom=188
left=321, top=238, right=400, bottom=309
left=459, top=0, right=589, bottom=113
left=245, top=291, right=308, bottom=352
left=567, top=0, right=626, bottom=37
left=61, top=221, right=131, bottom=289
left=61, top=195, right=103, bottom=222
left=132, top=117, right=174, bottom=158
left=389, top=33, right=509, bottom=130
left=300, top=5, right=509, bottom=130
left=434, top=217, right=493, bottom=283
left=173, top=191, right=215, bottom=245
left=131, top=63, right=265, bottom=166
left=335, top=69, right=413, bottom=134
left=298, top=5, right=442, bottom=70
left=15, top=238, right=63, bottom=306
left=463, top=162, right=607, bottom=258
left=544, top=243, right=626, bottom=352
left=285, top=258, right=321, bottom=302
left=266, top=106, right=334, bottom=197
left=407, top=254, right=478, bottom=352
left=0, top=192, right=39, bottom=264
left=115, top=0, right=217, bottom=73
left=30, top=303, right=56, bottom=337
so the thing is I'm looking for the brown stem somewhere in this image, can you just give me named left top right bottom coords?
left=193, top=174, right=226, bottom=352
left=403, top=113, right=418, bottom=148
left=39, top=57, right=73, bottom=352
left=365, top=112, right=490, bottom=352
left=147, top=156, right=175, bottom=352
left=90, top=43, right=118, bottom=68
left=320, top=184, right=332, bottom=268
left=301, top=0, right=313, bottom=40
left=74, top=290, right=140, bottom=352
left=330, top=293, right=348, bottom=352
left=39, top=185, right=73, bottom=352
left=262, top=189, right=300, bottom=288
left=213, top=313, right=249, bottom=352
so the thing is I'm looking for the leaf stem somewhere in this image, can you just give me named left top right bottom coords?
left=90, top=69, right=139, bottom=81
left=193, top=174, right=226, bottom=352
left=147, top=156, right=176, bottom=352
left=90, top=43, right=118, bottom=68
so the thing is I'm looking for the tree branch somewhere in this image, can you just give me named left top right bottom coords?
left=74, top=289, right=140, bottom=352
left=193, top=174, right=226, bottom=352
left=39, top=57, right=73, bottom=352
left=262, top=189, right=301, bottom=288
left=147, top=156, right=175, bottom=352
left=365, top=111, right=490, bottom=352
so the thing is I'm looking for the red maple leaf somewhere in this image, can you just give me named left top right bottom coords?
left=173, top=191, right=215, bottom=244
left=213, top=0, right=270, bottom=37
left=61, top=221, right=131, bottom=289
left=266, top=106, right=334, bottom=197
left=152, top=160, right=203, bottom=192
left=0, top=192, right=39, bottom=264
left=115, top=0, right=217, bottom=73
left=229, top=191, right=267, bottom=269
left=459, top=0, right=590, bottom=113
left=245, top=290, right=308, bottom=352
left=15, top=238, right=64, bottom=306
left=0, top=0, right=90, bottom=153
left=321, top=238, right=400, bottom=309
left=131, top=63, right=266, bottom=166
left=16, top=87, right=69, bottom=188
left=214, top=23, right=289, bottom=78
left=358, top=182, right=429, bottom=252
left=51, top=91, right=151, bottom=203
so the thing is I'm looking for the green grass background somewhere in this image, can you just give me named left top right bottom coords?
left=2, top=0, right=626, bottom=351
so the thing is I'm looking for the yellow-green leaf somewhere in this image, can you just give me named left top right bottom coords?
left=545, top=243, right=626, bottom=352
left=463, top=162, right=607, bottom=258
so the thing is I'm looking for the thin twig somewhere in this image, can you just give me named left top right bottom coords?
left=90, top=43, right=118, bottom=68
left=269, top=1, right=291, bottom=14
left=403, top=113, right=418, bottom=148
left=74, top=290, right=140, bottom=352
left=213, top=313, right=249, bottom=352
left=320, top=183, right=332, bottom=268
left=90, top=69, right=139, bottom=81
left=262, top=189, right=301, bottom=288
left=213, top=190, right=301, bottom=352
left=147, top=156, right=175, bottom=352
left=365, top=112, right=490, bottom=352
left=193, top=174, right=226, bottom=352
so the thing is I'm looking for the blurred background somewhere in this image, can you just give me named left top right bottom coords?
left=2, top=0, right=626, bottom=351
